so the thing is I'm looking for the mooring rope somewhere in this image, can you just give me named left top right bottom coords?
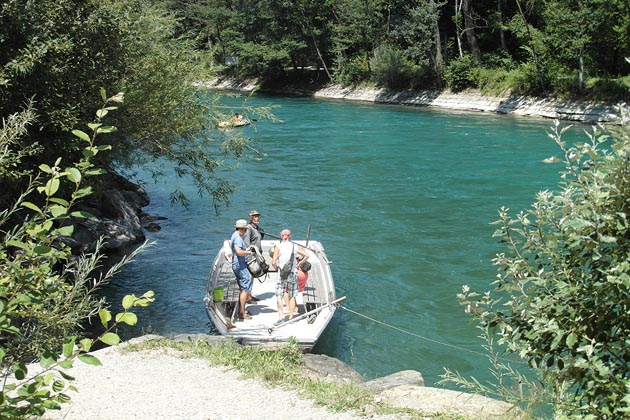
left=338, top=304, right=525, bottom=365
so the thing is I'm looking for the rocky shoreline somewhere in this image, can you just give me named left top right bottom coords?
left=201, top=79, right=621, bottom=124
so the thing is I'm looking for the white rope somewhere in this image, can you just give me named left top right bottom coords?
left=338, top=304, right=525, bottom=364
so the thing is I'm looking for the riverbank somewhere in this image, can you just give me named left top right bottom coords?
left=200, top=79, right=620, bottom=124
left=40, top=335, right=517, bottom=420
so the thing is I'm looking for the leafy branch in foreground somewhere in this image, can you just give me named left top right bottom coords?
left=0, top=89, right=153, bottom=418
left=444, top=103, right=630, bottom=419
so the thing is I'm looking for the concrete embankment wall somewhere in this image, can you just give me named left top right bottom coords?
left=201, top=79, right=622, bottom=124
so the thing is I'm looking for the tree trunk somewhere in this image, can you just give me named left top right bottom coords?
left=296, top=3, right=332, bottom=81
left=462, top=0, right=481, bottom=61
left=497, top=0, right=508, bottom=51
left=432, top=0, right=444, bottom=86
left=454, top=0, right=464, bottom=58
left=578, top=44, right=584, bottom=93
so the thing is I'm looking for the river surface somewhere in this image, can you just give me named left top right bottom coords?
left=106, top=93, right=584, bottom=387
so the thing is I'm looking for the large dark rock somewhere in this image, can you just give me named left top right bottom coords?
left=63, top=175, right=149, bottom=253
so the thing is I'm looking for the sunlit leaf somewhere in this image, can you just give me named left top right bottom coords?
left=39, top=164, right=52, bottom=174
left=122, top=295, right=135, bottom=310
left=85, top=169, right=106, bottom=176
left=96, top=126, right=117, bottom=134
left=99, top=332, right=120, bottom=346
left=70, top=210, right=94, bottom=218
left=115, top=312, right=138, bottom=326
left=72, top=129, right=91, bottom=143
left=49, top=197, right=70, bottom=206
left=62, top=337, right=75, bottom=358
left=49, top=205, right=67, bottom=218
left=40, top=353, right=56, bottom=369
left=65, top=167, right=82, bottom=183
left=77, top=354, right=101, bottom=366
left=6, top=240, right=29, bottom=250
left=21, top=201, right=43, bottom=215
left=79, top=338, right=92, bottom=352
left=55, top=225, right=74, bottom=237
left=43, top=177, right=60, bottom=197
left=98, top=309, right=112, bottom=328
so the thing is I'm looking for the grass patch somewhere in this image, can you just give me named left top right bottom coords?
left=122, top=336, right=474, bottom=420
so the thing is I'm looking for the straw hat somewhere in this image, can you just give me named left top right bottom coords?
left=234, top=219, right=248, bottom=228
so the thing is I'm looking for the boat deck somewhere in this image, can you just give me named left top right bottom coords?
left=205, top=240, right=338, bottom=349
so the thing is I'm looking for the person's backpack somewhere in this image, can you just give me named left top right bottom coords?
left=246, top=247, right=269, bottom=279
left=279, top=245, right=294, bottom=279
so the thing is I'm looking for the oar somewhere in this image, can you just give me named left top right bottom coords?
left=305, top=224, right=311, bottom=248
left=267, top=296, right=347, bottom=333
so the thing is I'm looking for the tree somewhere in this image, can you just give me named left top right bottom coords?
left=462, top=0, right=482, bottom=61
left=329, top=0, right=388, bottom=78
left=0, top=93, right=154, bottom=417
left=391, top=1, right=443, bottom=82
left=457, top=104, right=630, bottom=417
left=0, top=0, right=252, bottom=212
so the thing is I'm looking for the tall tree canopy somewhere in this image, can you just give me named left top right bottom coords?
left=1, top=0, right=249, bottom=211
left=168, top=0, right=630, bottom=96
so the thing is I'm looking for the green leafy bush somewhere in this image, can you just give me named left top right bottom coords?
left=456, top=104, right=630, bottom=418
left=506, top=62, right=544, bottom=96
left=334, top=55, right=370, bottom=86
left=443, top=54, right=480, bottom=92
left=369, top=44, right=414, bottom=89
left=0, top=90, right=153, bottom=418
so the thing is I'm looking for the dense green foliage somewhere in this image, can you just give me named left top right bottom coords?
left=0, top=92, right=154, bottom=417
left=167, top=0, right=629, bottom=98
left=452, top=104, right=630, bottom=418
left=0, top=0, right=255, bottom=211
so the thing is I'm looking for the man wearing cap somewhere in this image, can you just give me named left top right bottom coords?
left=244, top=210, right=264, bottom=252
left=231, top=219, right=255, bottom=321
left=244, top=210, right=264, bottom=303
left=271, top=229, right=309, bottom=324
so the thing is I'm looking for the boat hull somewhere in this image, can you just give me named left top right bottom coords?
left=204, top=240, right=338, bottom=351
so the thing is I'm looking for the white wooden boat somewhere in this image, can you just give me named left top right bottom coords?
left=204, top=238, right=343, bottom=351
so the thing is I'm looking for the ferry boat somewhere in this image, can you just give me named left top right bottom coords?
left=204, top=238, right=343, bottom=351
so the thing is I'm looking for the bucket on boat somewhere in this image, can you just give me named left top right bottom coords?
left=213, top=288, right=224, bottom=301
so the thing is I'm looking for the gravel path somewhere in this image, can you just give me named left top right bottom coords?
left=41, top=344, right=401, bottom=420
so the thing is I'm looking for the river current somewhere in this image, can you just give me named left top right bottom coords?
left=106, top=93, right=584, bottom=387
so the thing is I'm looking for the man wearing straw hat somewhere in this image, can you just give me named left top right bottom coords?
left=231, top=219, right=255, bottom=320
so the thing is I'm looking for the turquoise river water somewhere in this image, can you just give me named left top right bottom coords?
left=106, top=93, right=585, bottom=387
